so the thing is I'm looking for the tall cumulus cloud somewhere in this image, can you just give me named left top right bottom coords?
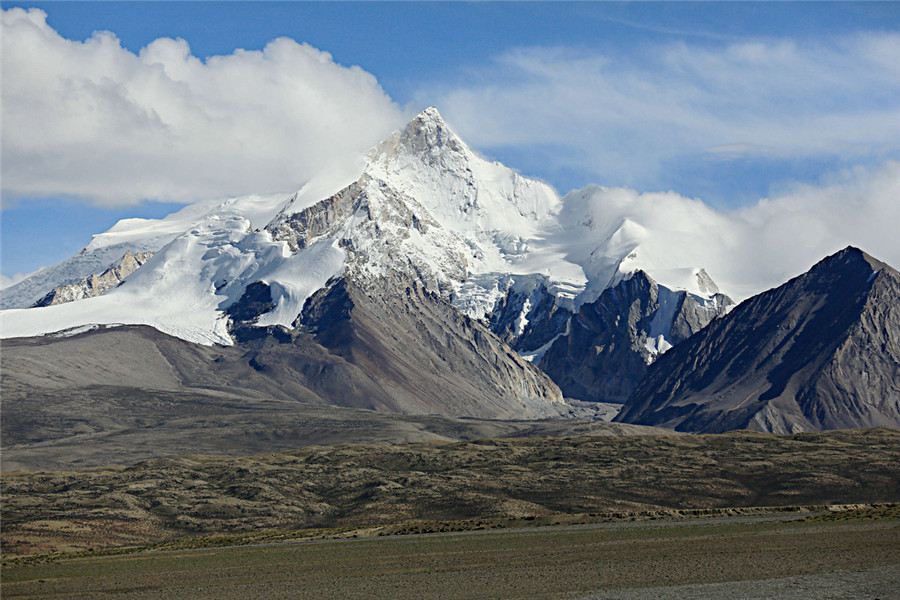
left=1, top=8, right=408, bottom=206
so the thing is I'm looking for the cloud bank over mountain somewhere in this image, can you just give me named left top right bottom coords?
left=570, top=160, right=900, bottom=300
left=1, top=8, right=407, bottom=207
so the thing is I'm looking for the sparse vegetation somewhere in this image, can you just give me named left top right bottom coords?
left=3, top=427, right=899, bottom=557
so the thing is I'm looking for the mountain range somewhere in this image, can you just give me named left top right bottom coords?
left=2, top=107, right=898, bottom=446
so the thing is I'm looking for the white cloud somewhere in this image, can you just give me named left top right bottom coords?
left=429, top=33, right=900, bottom=191
left=565, top=160, right=900, bottom=301
left=728, top=160, right=900, bottom=296
left=1, top=8, right=408, bottom=207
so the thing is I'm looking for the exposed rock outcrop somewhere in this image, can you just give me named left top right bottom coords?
left=485, top=276, right=573, bottom=358
left=33, top=251, right=154, bottom=307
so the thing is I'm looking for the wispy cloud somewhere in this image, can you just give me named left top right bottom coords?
left=0, top=268, right=44, bottom=290
left=1, top=8, right=408, bottom=207
left=430, top=33, right=900, bottom=195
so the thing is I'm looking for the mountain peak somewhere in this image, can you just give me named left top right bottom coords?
left=396, top=105, right=467, bottom=158
left=364, top=106, right=468, bottom=172
left=362, top=105, right=560, bottom=237
left=416, top=105, right=444, bottom=123
left=810, top=245, right=896, bottom=282
left=617, top=247, right=900, bottom=433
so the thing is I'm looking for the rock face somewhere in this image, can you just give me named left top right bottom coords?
left=266, top=173, right=468, bottom=299
left=485, top=275, right=573, bottom=358
left=294, top=275, right=568, bottom=419
left=616, top=247, right=900, bottom=433
left=538, top=271, right=732, bottom=403
left=33, top=251, right=154, bottom=307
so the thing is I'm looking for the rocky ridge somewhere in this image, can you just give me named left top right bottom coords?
left=616, top=247, right=900, bottom=433
left=33, top=250, right=155, bottom=307
left=539, top=270, right=732, bottom=403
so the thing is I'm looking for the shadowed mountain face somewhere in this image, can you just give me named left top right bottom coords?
left=616, top=247, right=900, bottom=433
left=538, top=271, right=731, bottom=404
left=486, top=277, right=573, bottom=358
left=181, top=269, right=568, bottom=420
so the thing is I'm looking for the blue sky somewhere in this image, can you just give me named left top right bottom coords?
left=2, top=1, right=899, bottom=281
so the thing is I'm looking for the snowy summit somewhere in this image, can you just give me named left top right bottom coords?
left=1, top=107, right=728, bottom=350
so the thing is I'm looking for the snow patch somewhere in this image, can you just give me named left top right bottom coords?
left=514, top=298, right=532, bottom=337
left=523, top=316, right=571, bottom=363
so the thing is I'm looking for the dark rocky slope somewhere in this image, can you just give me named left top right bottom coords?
left=486, top=276, right=572, bottom=357
left=616, top=247, right=900, bottom=433
left=538, top=271, right=731, bottom=403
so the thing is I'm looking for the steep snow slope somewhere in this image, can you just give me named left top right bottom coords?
left=0, top=193, right=290, bottom=310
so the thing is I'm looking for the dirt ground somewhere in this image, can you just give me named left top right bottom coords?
left=2, top=512, right=898, bottom=600
left=571, top=566, right=900, bottom=600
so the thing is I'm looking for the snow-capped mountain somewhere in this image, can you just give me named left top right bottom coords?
left=266, top=106, right=583, bottom=322
left=3, top=107, right=897, bottom=434
left=1, top=107, right=727, bottom=346
left=1, top=107, right=738, bottom=415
